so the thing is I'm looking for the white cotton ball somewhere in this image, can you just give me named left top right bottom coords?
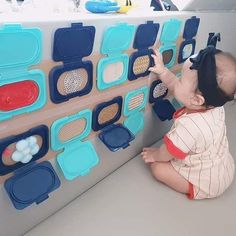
left=30, top=144, right=40, bottom=155
left=27, top=136, right=37, bottom=146
left=16, top=140, right=28, bottom=151
left=21, top=154, right=33, bottom=164
left=12, top=151, right=24, bottom=162
left=22, top=147, right=31, bottom=155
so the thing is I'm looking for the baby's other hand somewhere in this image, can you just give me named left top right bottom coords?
left=149, top=50, right=167, bottom=75
left=141, top=147, right=159, bottom=164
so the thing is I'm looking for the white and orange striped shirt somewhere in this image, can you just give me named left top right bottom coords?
left=164, top=106, right=235, bottom=199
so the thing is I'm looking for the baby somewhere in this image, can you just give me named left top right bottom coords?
left=141, top=45, right=236, bottom=199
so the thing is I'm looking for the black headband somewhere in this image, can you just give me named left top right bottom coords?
left=190, top=44, right=232, bottom=107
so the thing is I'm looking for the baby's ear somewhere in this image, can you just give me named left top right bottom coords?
left=190, top=94, right=205, bottom=106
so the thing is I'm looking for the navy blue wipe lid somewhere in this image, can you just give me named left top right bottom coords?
left=4, top=161, right=60, bottom=210
left=153, top=99, right=176, bottom=121
left=133, top=21, right=159, bottom=50
left=92, top=96, right=123, bottom=131
left=53, top=23, right=95, bottom=62
left=0, top=125, right=49, bottom=176
left=183, top=16, right=200, bottom=40
left=99, top=124, right=135, bottom=152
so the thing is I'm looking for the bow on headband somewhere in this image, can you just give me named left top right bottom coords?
left=189, top=36, right=233, bottom=107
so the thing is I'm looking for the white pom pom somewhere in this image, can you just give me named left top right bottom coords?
left=16, top=140, right=28, bottom=151
left=22, top=147, right=31, bottom=155
left=30, top=144, right=40, bottom=155
left=21, top=154, right=33, bottom=164
left=26, top=136, right=37, bottom=146
left=12, top=151, right=24, bottom=162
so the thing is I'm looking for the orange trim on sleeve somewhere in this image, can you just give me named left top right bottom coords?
left=163, top=135, right=188, bottom=160
left=187, top=182, right=194, bottom=200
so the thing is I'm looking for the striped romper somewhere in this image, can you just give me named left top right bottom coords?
left=163, top=106, right=235, bottom=199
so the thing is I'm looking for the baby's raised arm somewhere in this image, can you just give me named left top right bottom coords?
left=149, top=49, right=178, bottom=92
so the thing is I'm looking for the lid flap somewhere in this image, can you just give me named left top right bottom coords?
left=57, top=141, right=99, bottom=180
left=51, top=109, right=92, bottom=151
left=4, top=161, right=60, bottom=210
left=101, top=23, right=135, bottom=55
left=124, top=112, right=144, bottom=135
left=92, top=96, right=122, bottom=131
left=0, top=125, right=49, bottom=176
left=99, top=124, right=135, bottom=152
left=0, top=24, right=42, bottom=70
left=124, top=86, right=148, bottom=116
left=153, top=99, right=176, bottom=121
left=160, top=19, right=182, bottom=44
left=183, top=16, right=200, bottom=40
left=53, top=23, right=95, bottom=62
left=133, top=21, right=159, bottom=49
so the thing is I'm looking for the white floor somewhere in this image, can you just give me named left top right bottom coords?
left=25, top=103, right=236, bottom=236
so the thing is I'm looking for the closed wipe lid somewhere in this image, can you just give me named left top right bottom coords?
left=57, top=141, right=99, bottom=180
left=4, top=161, right=60, bottom=210
left=133, top=21, right=159, bottom=50
left=53, top=23, right=95, bottom=62
left=51, top=109, right=92, bottom=151
left=99, top=124, right=135, bottom=151
left=183, top=16, right=200, bottom=40
left=101, top=23, right=135, bottom=55
left=160, top=19, right=182, bottom=44
left=0, top=24, right=42, bottom=70
left=0, top=125, right=49, bottom=176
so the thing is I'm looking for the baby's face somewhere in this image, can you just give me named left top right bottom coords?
left=173, top=59, right=199, bottom=108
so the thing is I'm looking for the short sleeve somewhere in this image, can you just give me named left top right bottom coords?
left=164, top=119, right=197, bottom=159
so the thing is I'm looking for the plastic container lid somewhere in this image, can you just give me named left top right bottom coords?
left=183, top=16, right=200, bottom=40
left=124, top=112, right=144, bottom=135
left=57, top=141, right=99, bottom=180
left=51, top=109, right=92, bottom=151
left=4, top=161, right=60, bottom=210
left=92, top=96, right=123, bottom=131
left=51, top=109, right=99, bottom=180
left=101, top=23, right=135, bottom=56
left=99, top=124, right=135, bottom=152
left=153, top=99, right=176, bottom=121
left=133, top=21, right=159, bottom=50
left=160, top=19, right=182, bottom=44
left=0, top=24, right=42, bottom=70
left=123, top=86, right=148, bottom=117
left=53, top=23, right=95, bottom=62
left=0, top=125, right=49, bottom=176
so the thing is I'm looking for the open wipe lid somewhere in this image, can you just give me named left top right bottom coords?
left=99, top=124, right=135, bottom=152
left=0, top=125, right=49, bottom=176
left=0, top=24, right=42, bottom=71
left=53, top=23, right=95, bottom=63
left=4, top=161, right=60, bottom=210
left=133, top=21, right=159, bottom=50
left=101, top=23, right=135, bottom=56
left=160, top=19, right=182, bottom=44
left=149, top=80, right=168, bottom=103
left=124, top=86, right=149, bottom=117
left=92, top=96, right=122, bottom=131
left=153, top=99, right=176, bottom=121
left=183, top=16, right=200, bottom=40
left=51, top=109, right=92, bottom=151
left=57, top=141, right=99, bottom=181
left=124, top=112, right=144, bottom=135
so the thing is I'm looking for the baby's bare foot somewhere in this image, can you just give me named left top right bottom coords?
left=141, top=147, right=159, bottom=163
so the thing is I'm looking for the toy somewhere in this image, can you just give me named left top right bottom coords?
left=85, top=0, right=120, bottom=13
left=115, top=0, right=132, bottom=13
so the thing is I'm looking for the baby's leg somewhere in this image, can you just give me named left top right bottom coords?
left=150, top=162, right=189, bottom=194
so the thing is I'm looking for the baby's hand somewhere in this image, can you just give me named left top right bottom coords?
left=149, top=50, right=167, bottom=75
left=141, top=147, right=159, bottom=164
